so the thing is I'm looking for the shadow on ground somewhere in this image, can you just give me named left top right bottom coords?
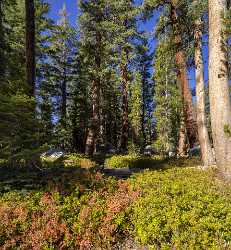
left=103, top=157, right=201, bottom=179
left=0, top=157, right=201, bottom=193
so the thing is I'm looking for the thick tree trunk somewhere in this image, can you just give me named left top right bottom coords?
left=170, top=3, right=198, bottom=149
left=25, top=0, right=35, bottom=96
left=120, top=60, right=129, bottom=152
left=209, top=0, right=231, bottom=174
left=195, top=19, right=215, bottom=166
left=177, top=116, right=188, bottom=156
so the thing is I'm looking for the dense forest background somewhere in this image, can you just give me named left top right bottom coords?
left=1, top=0, right=231, bottom=173
left=0, top=1, right=231, bottom=249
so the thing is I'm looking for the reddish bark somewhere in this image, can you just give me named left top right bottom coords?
left=170, top=3, right=198, bottom=149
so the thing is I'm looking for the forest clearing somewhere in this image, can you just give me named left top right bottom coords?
left=0, top=0, right=231, bottom=249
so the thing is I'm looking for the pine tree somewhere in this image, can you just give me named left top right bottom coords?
left=78, top=0, right=108, bottom=155
left=44, top=4, right=77, bottom=149
left=129, top=72, right=143, bottom=152
left=154, top=39, right=182, bottom=155
left=25, top=0, right=36, bottom=96
left=143, top=0, right=198, bottom=153
left=135, top=37, right=154, bottom=147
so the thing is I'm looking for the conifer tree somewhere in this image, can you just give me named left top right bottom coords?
left=154, top=39, right=182, bottom=155
left=45, top=4, right=77, bottom=149
left=78, top=0, right=108, bottom=155
left=143, top=0, right=198, bottom=152
left=135, top=37, right=153, bottom=147
left=129, top=72, right=143, bottom=151
left=25, top=0, right=36, bottom=96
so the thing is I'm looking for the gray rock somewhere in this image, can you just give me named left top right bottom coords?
left=144, top=145, right=154, bottom=156
left=40, top=148, right=65, bottom=161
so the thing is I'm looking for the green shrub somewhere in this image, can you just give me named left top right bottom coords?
left=128, top=168, right=231, bottom=249
left=64, top=154, right=97, bottom=169
left=105, top=154, right=164, bottom=169
left=0, top=158, right=230, bottom=249
left=0, top=171, right=139, bottom=249
left=41, top=153, right=97, bottom=169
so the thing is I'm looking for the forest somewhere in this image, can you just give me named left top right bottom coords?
left=0, top=0, right=231, bottom=249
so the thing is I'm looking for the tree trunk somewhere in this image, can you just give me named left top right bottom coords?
left=85, top=79, right=100, bottom=156
left=195, top=18, right=215, bottom=166
left=120, top=55, right=129, bottom=152
left=170, top=2, right=198, bottom=149
left=177, top=116, right=188, bottom=157
left=25, top=0, right=35, bottom=96
left=85, top=32, right=103, bottom=156
left=209, top=0, right=231, bottom=174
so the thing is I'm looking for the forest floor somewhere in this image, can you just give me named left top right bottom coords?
left=0, top=156, right=230, bottom=249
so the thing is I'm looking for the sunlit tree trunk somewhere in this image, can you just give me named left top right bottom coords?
left=177, top=116, right=188, bottom=156
left=195, top=18, right=215, bottom=166
left=25, top=0, right=35, bottom=96
left=209, top=0, right=231, bottom=175
left=170, top=2, right=198, bottom=150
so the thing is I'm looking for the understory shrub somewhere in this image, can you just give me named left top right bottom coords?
left=0, top=159, right=230, bottom=249
left=41, top=153, right=97, bottom=169
left=0, top=170, right=140, bottom=249
left=64, top=154, right=97, bottom=169
left=128, top=168, right=231, bottom=249
left=104, top=154, right=163, bottom=169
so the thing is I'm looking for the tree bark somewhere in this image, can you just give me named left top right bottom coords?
left=195, top=18, right=215, bottom=166
left=209, top=0, right=231, bottom=174
left=85, top=79, right=100, bottom=156
left=85, top=33, right=102, bottom=156
left=170, top=2, right=198, bottom=149
left=25, top=0, right=35, bottom=96
left=177, top=115, right=188, bottom=156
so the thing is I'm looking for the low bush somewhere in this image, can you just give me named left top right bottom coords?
left=41, top=153, right=97, bottom=169
left=0, top=169, right=140, bottom=249
left=128, top=168, right=231, bottom=249
left=105, top=154, right=171, bottom=169
left=64, top=154, right=97, bottom=169
left=0, top=158, right=230, bottom=249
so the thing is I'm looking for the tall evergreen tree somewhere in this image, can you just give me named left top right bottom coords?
left=154, top=38, right=182, bottom=155
left=25, top=0, right=36, bottom=96
left=143, top=0, right=198, bottom=153
left=129, top=72, right=143, bottom=151
left=78, top=0, right=107, bottom=155
left=135, top=37, right=153, bottom=147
